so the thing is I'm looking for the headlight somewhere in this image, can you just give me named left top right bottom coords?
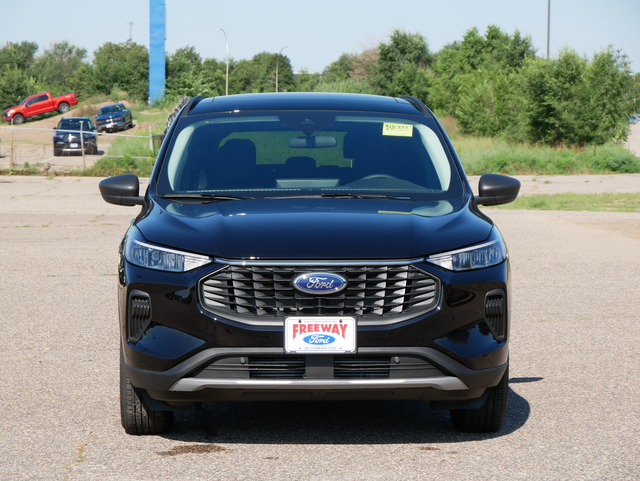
left=426, top=228, right=506, bottom=271
left=125, top=230, right=211, bottom=272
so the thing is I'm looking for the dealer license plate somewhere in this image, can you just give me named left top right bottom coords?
left=284, top=316, right=356, bottom=354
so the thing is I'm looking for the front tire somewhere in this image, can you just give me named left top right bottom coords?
left=450, top=363, right=509, bottom=433
left=120, top=356, right=174, bottom=435
left=12, top=114, right=24, bottom=125
left=58, top=102, right=70, bottom=114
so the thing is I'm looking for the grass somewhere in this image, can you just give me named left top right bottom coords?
left=489, top=192, right=640, bottom=212
left=449, top=131, right=640, bottom=175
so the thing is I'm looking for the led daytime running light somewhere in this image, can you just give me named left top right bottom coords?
left=127, top=239, right=211, bottom=272
left=427, top=238, right=505, bottom=271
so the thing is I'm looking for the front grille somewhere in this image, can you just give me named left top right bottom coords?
left=128, top=290, right=152, bottom=342
left=200, top=262, right=439, bottom=325
left=484, top=289, right=506, bottom=341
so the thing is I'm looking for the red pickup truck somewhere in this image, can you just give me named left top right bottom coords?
left=3, top=92, right=78, bottom=125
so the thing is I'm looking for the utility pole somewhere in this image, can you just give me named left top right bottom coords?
left=127, top=22, right=133, bottom=41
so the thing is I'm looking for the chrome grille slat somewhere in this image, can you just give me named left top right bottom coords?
left=200, top=262, right=439, bottom=325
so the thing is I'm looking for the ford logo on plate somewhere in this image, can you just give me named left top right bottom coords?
left=292, top=273, right=347, bottom=295
left=303, top=334, right=336, bottom=345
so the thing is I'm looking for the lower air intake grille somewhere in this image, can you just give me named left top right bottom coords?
left=128, top=290, right=152, bottom=343
left=484, top=289, right=506, bottom=341
left=248, top=357, right=305, bottom=379
left=200, top=261, right=439, bottom=326
left=334, top=356, right=391, bottom=378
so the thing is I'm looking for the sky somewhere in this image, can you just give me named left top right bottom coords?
left=2, top=0, right=639, bottom=74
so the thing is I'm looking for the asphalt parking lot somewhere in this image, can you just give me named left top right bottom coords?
left=1, top=175, right=639, bottom=480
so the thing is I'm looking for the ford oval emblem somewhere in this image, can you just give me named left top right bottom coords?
left=303, top=334, right=336, bottom=345
left=292, top=272, right=347, bottom=295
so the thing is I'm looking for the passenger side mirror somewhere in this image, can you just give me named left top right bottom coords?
left=99, top=174, right=145, bottom=206
left=475, top=174, right=520, bottom=206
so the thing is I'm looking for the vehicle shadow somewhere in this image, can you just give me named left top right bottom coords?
left=161, top=378, right=537, bottom=445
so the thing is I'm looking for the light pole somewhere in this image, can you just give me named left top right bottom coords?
left=546, top=0, right=551, bottom=59
left=275, top=46, right=288, bottom=93
left=219, top=28, right=229, bottom=95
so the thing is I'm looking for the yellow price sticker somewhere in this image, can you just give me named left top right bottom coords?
left=382, top=122, right=413, bottom=137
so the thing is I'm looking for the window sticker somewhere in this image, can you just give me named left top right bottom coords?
left=382, top=122, right=413, bottom=137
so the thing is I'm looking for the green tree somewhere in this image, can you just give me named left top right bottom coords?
left=32, top=41, right=87, bottom=95
left=322, top=53, right=356, bottom=83
left=582, top=49, right=637, bottom=144
left=166, top=69, right=220, bottom=99
left=517, top=48, right=637, bottom=146
left=518, top=50, right=588, bottom=145
left=92, top=41, right=149, bottom=100
left=230, top=52, right=294, bottom=93
left=165, top=46, right=218, bottom=99
left=429, top=26, right=535, bottom=116
left=370, top=29, right=433, bottom=97
left=65, top=63, right=96, bottom=100
left=294, top=71, right=323, bottom=92
left=0, top=41, right=38, bottom=71
left=202, top=57, right=231, bottom=95
left=0, top=68, right=47, bottom=109
left=314, top=78, right=375, bottom=94
left=455, top=67, right=519, bottom=136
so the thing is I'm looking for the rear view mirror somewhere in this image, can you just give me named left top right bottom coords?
left=289, top=136, right=337, bottom=148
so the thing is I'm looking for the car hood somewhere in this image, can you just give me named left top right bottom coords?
left=136, top=197, right=493, bottom=260
left=53, top=131, right=95, bottom=139
left=96, top=113, right=122, bottom=120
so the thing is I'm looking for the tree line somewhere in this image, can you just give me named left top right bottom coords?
left=1, top=26, right=639, bottom=146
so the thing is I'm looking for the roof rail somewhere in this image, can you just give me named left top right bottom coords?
left=181, top=95, right=205, bottom=117
left=399, top=95, right=432, bottom=117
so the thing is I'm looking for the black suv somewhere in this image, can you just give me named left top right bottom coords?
left=53, top=117, right=98, bottom=155
left=99, top=93, right=520, bottom=435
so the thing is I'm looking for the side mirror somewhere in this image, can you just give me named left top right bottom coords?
left=475, top=174, right=520, bottom=206
left=99, top=174, right=145, bottom=206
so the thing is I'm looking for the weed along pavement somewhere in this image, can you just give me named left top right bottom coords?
left=1, top=175, right=640, bottom=480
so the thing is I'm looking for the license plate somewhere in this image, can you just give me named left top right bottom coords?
left=284, top=317, right=356, bottom=354
left=70, top=143, right=78, bottom=148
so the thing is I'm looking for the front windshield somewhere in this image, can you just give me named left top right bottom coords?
left=99, top=105, right=122, bottom=115
left=156, top=111, right=463, bottom=200
left=58, top=119, right=92, bottom=130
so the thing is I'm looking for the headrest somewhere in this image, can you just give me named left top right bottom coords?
left=218, top=139, right=257, bottom=166
left=285, top=156, right=316, bottom=169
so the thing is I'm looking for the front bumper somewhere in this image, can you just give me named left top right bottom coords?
left=125, top=346, right=507, bottom=405
left=54, top=139, right=96, bottom=153
left=96, top=119, right=126, bottom=131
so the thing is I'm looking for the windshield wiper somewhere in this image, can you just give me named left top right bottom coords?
left=320, top=193, right=413, bottom=200
left=264, top=193, right=414, bottom=200
left=160, top=193, right=253, bottom=202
